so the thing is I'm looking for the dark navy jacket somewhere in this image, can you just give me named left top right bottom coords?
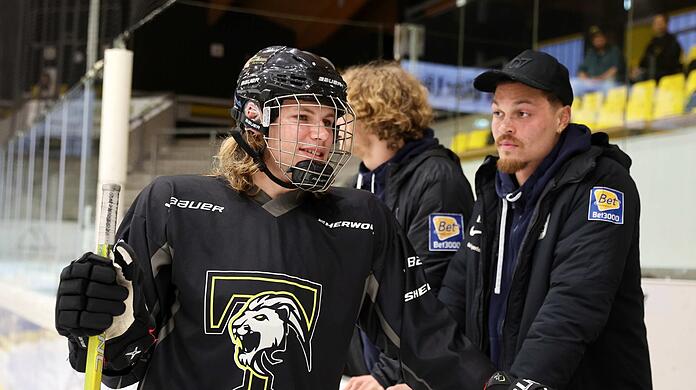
left=487, top=127, right=591, bottom=367
left=355, top=128, right=475, bottom=295
left=351, top=129, right=475, bottom=386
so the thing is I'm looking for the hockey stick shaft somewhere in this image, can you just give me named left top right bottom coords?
left=84, top=184, right=121, bottom=390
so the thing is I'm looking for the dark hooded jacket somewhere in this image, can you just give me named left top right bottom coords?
left=487, top=126, right=591, bottom=367
left=439, top=124, right=652, bottom=389
left=354, top=128, right=475, bottom=291
left=348, top=129, right=475, bottom=385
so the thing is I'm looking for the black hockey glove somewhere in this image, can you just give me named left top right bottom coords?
left=484, top=371, right=555, bottom=390
left=55, top=252, right=129, bottom=338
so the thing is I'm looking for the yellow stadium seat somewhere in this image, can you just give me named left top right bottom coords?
left=572, top=109, right=595, bottom=128
left=596, top=86, right=627, bottom=129
left=450, top=132, right=469, bottom=154
left=686, top=70, right=696, bottom=113
left=626, top=80, right=656, bottom=123
left=686, top=70, right=696, bottom=97
left=653, top=73, right=685, bottom=119
left=466, top=129, right=490, bottom=150
left=686, top=45, right=696, bottom=67
left=582, top=91, right=604, bottom=112
left=572, top=92, right=603, bottom=128
left=570, top=95, right=582, bottom=123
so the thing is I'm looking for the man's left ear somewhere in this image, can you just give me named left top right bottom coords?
left=557, top=106, right=571, bottom=134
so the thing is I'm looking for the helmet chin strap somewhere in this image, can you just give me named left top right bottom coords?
left=230, top=128, right=296, bottom=189
left=291, top=160, right=333, bottom=191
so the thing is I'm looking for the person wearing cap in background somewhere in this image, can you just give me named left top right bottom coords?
left=632, top=13, right=682, bottom=82
left=439, top=49, right=652, bottom=389
left=578, top=26, right=624, bottom=84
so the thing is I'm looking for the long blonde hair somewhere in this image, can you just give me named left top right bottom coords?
left=211, top=130, right=266, bottom=194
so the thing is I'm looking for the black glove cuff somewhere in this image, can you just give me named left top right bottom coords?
left=66, top=321, right=155, bottom=375
left=67, top=336, right=89, bottom=372
left=485, top=371, right=554, bottom=390
left=103, top=323, right=156, bottom=373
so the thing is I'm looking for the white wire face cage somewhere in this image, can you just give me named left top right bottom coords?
left=262, top=93, right=355, bottom=192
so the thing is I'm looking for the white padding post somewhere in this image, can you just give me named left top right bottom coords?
left=97, top=48, right=133, bottom=223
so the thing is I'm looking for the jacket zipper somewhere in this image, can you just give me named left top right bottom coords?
left=498, top=172, right=589, bottom=367
left=496, top=183, right=553, bottom=367
left=475, top=191, right=495, bottom=352
left=476, top=214, right=488, bottom=351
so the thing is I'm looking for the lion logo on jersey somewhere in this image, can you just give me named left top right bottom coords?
left=229, top=293, right=310, bottom=388
left=206, top=271, right=321, bottom=390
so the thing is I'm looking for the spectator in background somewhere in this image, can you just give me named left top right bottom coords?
left=578, top=26, right=623, bottom=83
left=341, top=61, right=475, bottom=390
left=632, top=13, right=682, bottom=81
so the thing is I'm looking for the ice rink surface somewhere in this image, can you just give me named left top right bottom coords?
left=0, top=258, right=138, bottom=390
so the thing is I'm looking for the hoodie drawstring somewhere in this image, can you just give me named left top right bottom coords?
left=494, top=191, right=522, bottom=295
left=356, top=173, right=377, bottom=194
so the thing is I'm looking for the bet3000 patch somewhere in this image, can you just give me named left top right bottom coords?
left=429, top=213, right=464, bottom=251
left=588, top=187, right=624, bottom=225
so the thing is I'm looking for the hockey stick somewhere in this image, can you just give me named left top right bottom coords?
left=84, top=184, right=121, bottom=390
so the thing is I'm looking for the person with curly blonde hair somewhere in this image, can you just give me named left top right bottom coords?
left=342, top=62, right=476, bottom=390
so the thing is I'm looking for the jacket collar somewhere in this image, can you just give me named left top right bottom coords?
left=388, top=129, right=459, bottom=185
left=356, top=128, right=452, bottom=197
left=476, top=125, right=628, bottom=200
left=494, top=124, right=592, bottom=211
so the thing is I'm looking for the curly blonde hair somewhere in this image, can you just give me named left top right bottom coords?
left=211, top=131, right=266, bottom=194
left=342, top=61, right=433, bottom=150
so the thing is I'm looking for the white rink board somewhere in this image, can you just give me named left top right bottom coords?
left=642, top=279, right=696, bottom=389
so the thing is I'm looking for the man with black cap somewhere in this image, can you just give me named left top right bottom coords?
left=439, top=50, right=652, bottom=389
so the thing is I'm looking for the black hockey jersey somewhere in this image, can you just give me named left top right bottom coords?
left=68, top=175, right=494, bottom=389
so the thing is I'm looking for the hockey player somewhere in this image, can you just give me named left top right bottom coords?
left=54, top=46, right=504, bottom=390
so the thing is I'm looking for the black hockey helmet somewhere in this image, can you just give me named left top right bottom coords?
left=229, top=46, right=355, bottom=192
left=232, top=46, right=349, bottom=133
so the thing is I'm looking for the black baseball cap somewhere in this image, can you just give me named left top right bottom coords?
left=473, top=49, right=574, bottom=106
